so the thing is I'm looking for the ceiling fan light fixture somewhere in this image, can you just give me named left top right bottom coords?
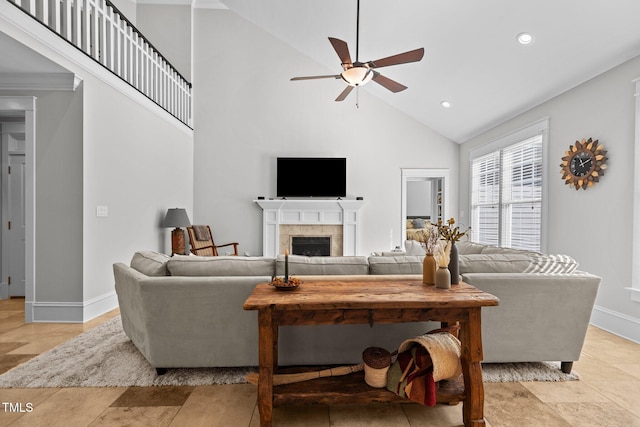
left=341, top=66, right=373, bottom=86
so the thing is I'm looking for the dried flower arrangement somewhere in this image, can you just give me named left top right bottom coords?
left=437, top=218, right=470, bottom=242
left=434, top=240, right=452, bottom=268
left=414, top=223, right=440, bottom=255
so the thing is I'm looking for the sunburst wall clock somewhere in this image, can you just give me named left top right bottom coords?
left=560, top=138, right=608, bottom=190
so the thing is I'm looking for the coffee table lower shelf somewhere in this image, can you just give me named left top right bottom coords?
left=272, top=369, right=465, bottom=407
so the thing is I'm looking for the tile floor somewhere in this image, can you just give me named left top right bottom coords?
left=0, top=297, right=639, bottom=426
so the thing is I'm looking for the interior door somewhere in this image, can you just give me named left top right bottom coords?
left=4, top=142, right=26, bottom=297
left=8, top=153, right=26, bottom=297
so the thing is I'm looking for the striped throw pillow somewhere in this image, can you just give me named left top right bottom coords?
left=523, top=253, right=579, bottom=274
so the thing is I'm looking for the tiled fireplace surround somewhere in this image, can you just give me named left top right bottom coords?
left=255, top=199, right=365, bottom=258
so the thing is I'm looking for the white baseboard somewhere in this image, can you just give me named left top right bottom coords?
left=29, top=291, right=118, bottom=323
left=591, top=305, right=640, bottom=344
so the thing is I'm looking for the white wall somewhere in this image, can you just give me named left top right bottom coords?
left=136, top=4, right=192, bottom=80
left=459, top=55, right=640, bottom=342
left=407, top=180, right=432, bottom=218
left=192, top=10, right=459, bottom=256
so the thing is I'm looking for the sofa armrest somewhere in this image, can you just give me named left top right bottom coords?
left=461, top=272, right=601, bottom=363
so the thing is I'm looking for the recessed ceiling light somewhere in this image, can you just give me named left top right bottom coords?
left=441, top=101, right=451, bottom=108
left=517, top=32, right=534, bottom=45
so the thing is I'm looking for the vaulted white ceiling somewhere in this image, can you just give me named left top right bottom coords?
left=219, top=0, right=640, bottom=143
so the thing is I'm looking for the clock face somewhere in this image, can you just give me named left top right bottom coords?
left=560, top=138, right=608, bottom=190
left=569, top=151, right=594, bottom=177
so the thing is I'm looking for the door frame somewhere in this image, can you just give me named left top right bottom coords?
left=0, top=97, right=36, bottom=321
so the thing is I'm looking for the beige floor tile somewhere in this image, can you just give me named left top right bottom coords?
left=402, top=402, right=464, bottom=426
left=484, top=382, right=571, bottom=427
left=588, top=380, right=640, bottom=418
left=521, top=380, right=610, bottom=403
left=548, top=402, right=640, bottom=427
left=573, top=352, right=631, bottom=383
left=0, top=388, right=59, bottom=427
left=7, top=334, right=81, bottom=355
left=170, top=384, right=257, bottom=427
left=6, top=387, right=125, bottom=427
left=582, top=339, right=640, bottom=365
left=614, top=363, right=640, bottom=380
left=89, top=406, right=180, bottom=427
left=329, top=404, right=410, bottom=427
left=0, top=324, right=83, bottom=343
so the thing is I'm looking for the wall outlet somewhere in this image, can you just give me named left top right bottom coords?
left=96, top=205, right=108, bottom=217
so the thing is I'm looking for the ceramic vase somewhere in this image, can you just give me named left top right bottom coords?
left=422, top=253, right=437, bottom=285
left=435, top=266, right=451, bottom=289
left=448, top=241, right=460, bottom=284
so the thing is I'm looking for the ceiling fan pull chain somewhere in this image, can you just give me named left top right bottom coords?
left=356, top=86, right=360, bottom=108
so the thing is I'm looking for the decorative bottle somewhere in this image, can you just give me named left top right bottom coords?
left=435, top=266, right=451, bottom=289
left=422, top=253, right=437, bottom=285
left=448, top=241, right=460, bottom=285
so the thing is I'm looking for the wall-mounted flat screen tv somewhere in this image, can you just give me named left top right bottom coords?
left=277, top=157, right=346, bottom=198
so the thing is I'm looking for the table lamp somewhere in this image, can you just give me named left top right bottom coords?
left=163, top=208, right=191, bottom=255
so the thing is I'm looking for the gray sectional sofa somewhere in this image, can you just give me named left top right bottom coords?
left=113, top=244, right=600, bottom=374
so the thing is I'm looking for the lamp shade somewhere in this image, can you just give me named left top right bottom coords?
left=163, top=208, right=191, bottom=228
left=341, top=66, right=373, bottom=87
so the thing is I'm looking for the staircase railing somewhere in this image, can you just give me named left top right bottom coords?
left=7, top=0, right=192, bottom=126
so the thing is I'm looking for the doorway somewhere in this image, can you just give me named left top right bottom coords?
left=400, top=168, right=450, bottom=246
left=1, top=122, right=26, bottom=298
left=0, top=97, right=35, bottom=321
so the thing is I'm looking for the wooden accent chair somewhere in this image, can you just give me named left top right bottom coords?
left=187, top=225, right=239, bottom=256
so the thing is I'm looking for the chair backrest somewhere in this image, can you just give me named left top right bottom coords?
left=187, top=225, right=218, bottom=256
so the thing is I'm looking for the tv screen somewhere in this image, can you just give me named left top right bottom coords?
left=277, top=157, right=346, bottom=198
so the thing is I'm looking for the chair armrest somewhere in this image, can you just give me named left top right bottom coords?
left=214, top=242, right=239, bottom=256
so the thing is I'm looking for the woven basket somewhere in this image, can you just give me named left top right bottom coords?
left=362, top=347, right=392, bottom=388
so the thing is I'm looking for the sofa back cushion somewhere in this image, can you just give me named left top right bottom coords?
left=275, top=255, right=369, bottom=276
left=167, top=255, right=276, bottom=277
left=523, top=253, right=579, bottom=274
left=458, top=254, right=532, bottom=274
left=368, top=256, right=424, bottom=275
left=456, top=241, right=486, bottom=255
left=130, top=251, right=171, bottom=276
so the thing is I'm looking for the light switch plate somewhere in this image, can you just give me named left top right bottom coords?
left=96, top=205, right=108, bottom=217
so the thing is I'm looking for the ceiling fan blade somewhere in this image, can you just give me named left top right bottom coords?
left=335, top=85, right=354, bottom=102
left=328, top=37, right=353, bottom=66
left=369, top=48, right=425, bottom=69
left=372, top=72, right=407, bottom=93
left=291, top=75, right=341, bottom=81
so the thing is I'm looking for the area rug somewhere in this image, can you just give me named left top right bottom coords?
left=0, top=316, right=578, bottom=388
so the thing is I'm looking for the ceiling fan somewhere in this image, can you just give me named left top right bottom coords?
left=290, top=0, right=424, bottom=102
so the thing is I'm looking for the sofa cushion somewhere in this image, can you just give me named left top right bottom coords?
left=167, top=255, right=276, bottom=277
left=480, top=246, right=535, bottom=255
left=404, top=239, right=426, bottom=256
left=458, top=254, right=532, bottom=274
left=456, top=241, right=486, bottom=255
left=368, top=256, right=424, bottom=275
left=130, top=251, right=171, bottom=276
left=523, top=253, right=579, bottom=274
left=275, top=255, right=369, bottom=276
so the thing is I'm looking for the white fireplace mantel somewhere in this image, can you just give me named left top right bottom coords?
left=255, top=199, right=365, bottom=257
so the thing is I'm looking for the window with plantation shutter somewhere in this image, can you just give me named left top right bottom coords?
left=469, top=120, right=547, bottom=252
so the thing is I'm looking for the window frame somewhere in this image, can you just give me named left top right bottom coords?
left=469, top=118, right=549, bottom=253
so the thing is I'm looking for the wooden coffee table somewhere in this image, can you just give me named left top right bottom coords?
left=243, top=279, right=499, bottom=427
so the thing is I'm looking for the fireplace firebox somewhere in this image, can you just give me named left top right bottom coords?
left=291, top=236, right=331, bottom=257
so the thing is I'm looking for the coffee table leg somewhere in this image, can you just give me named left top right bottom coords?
left=459, top=308, right=486, bottom=426
left=258, top=308, right=276, bottom=427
